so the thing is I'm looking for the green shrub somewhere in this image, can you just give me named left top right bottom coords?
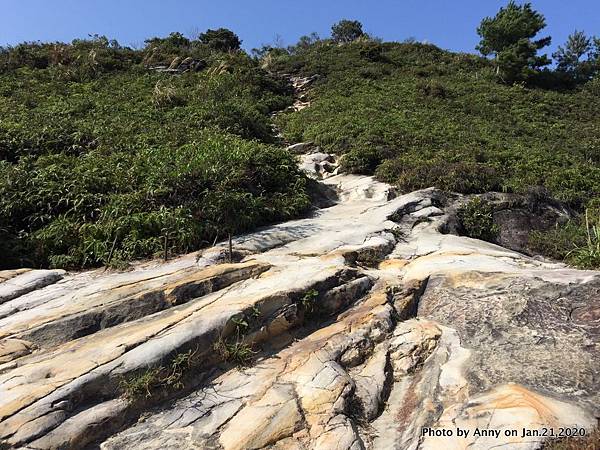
left=457, top=197, right=499, bottom=242
left=152, top=80, right=186, bottom=108
left=530, top=209, right=600, bottom=269
left=417, top=80, right=449, bottom=98
left=378, top=159, right=502, bottom=194
left=341, top=147, right=392, bottom=175
left=331, top=20, right=365, bottom=44
left=198, top=28, right=242, bottom=52
left=0, top=135, right=309, bottom=269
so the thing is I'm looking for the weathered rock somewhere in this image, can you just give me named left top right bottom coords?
left=0, top=339, right=34, bottom=364
left=0, top=269, right=31, bottom=283
left=418, top=272, right=600, bottom=415
left=452, top=192, right=572, bottom=255
left=0, top=269, right=64, bottom=305
left=299, top=152, right=340, bottom=179
left=0, top=156, right=598, bottom=450
left=0, top=261, right=270, bottom=349
left=286, top=142, right=316, bottom=154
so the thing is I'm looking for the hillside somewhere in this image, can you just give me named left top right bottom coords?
left=1, top=34, right=600, bottom=271
left=1, top=24, right=600, bottom=450
left=0, top=38, right=310, bottom=269
left=274, top=41, right=600, bottom=208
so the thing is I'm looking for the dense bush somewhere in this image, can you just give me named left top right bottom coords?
left=331, top=20, right=365, bottom=44
left=0, top=134, right=309, bottom=268
left=0, top=134, right=309, bottom=269
left=198, top=28, right=242, bottom=52
left=457, top=198, right=500, bottom=242
left=0, top=35, right=141, bottom=77
left=0, top=44, right=308, bottom=269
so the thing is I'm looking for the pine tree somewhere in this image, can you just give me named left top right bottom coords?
left=477, top=1, right=551, bottom=83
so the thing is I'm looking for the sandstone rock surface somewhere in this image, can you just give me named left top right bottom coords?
left=0, top=136, right=598, bottom=449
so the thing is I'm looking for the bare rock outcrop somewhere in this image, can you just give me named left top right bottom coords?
left=0, top=154, right=598, bottom=449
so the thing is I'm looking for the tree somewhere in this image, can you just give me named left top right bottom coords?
left=331, top=20, right=365, bottom=43
left=294, top=33, right=321, bottom=52
left=198, top=28, right=242, bottom=52
left=477, top=1, right=551, bottom=83
left=553, top=31, right=600, bottom=83
left=145, top=32, right=190, bottom=50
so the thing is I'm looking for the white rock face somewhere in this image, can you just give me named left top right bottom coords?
left=0, top=153, right=598, bottom=450
left=0, top=269, right=65, bottom=305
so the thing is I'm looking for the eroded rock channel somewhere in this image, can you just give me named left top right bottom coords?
left=0, top=81, right=598, bottom=450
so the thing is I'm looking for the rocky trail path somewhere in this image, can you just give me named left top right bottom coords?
left=0, top=77, right=598, bottom=450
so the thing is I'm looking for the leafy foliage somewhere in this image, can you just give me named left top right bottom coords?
left=457, top=198, right=500, bottom=242
left=553, top=31, right=600, bottom=84
left=331, top=20, right=366, bottom=44
left=530, top=209, right=600, bottom=269
left=198, top=28, right=242, bottom=52
left=476, top=1, right=551, bottom=83
left=274, top=40, right=600, bottom=208
left=0, top=35, right=141, bottom=80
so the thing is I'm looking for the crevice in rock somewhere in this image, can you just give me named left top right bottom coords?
left=9, top=263, right=270, bottom=351
left=8, top=269, right=380, bottom=449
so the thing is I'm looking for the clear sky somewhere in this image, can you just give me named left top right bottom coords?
left=1, top=1, right=598, bottom=55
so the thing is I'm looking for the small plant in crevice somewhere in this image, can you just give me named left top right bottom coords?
left=214, top=339, right=255, bottom=366
left=248, top=305, right=261, bottom=321
left=300, top=289, right=320, bottom=317
left=161, top=348, right=196, bottom=390
left=213, top=314, right=256, bottom=366
left=356, top=248, right=384, bottom=268
left=231, top=316, right=249, bottom=334
left=119, top=348, right=198, bottom=400
left=120, top=368, right=162, bottom=400
left=457, top=197, right=499, bottom=242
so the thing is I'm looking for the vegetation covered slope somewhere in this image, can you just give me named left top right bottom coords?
left=269, top=37, right=600, bottom=268
left=0, top=37, right=310, bottom=269
left=1, top=6, right=599, bottom=271
left=273, top=41, right=600, bottom=207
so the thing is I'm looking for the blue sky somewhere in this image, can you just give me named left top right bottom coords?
left=1, top=1, right=598, bottom=56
